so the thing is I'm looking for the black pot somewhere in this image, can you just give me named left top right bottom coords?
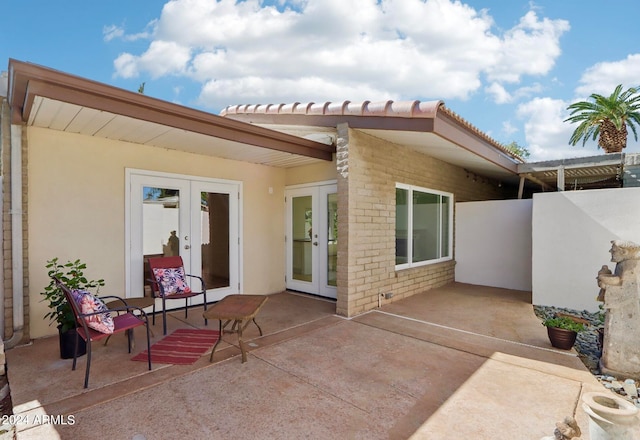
left=547, top=326, right=577, bottom=350
left=58, top=326, right=87, bottom=359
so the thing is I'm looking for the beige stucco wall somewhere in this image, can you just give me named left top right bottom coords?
left=337, top=126, right=512, bottom=316
left=285, top=158, right=336, bottom=186
left=28, top=127, right=289, bottom=338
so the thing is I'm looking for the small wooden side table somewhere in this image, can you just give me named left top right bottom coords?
left=203, top=294, right=268, bottom=363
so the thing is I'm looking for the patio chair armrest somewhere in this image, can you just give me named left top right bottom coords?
left=99, top=295, right=127, bottom=308
left=108, top=305, right=148, bottom=317
left=80, top=306, right=148, bottom=320
left=185, top=274, right=206, bottom=291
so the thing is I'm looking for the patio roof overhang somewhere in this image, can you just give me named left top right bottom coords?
left=518, top=154, right=625, bottom=191
left=222, top=100, right=523, bottom=185
left=6, top=59, right=334, bottom=167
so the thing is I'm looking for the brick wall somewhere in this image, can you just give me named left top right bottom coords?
left=336, top=125, right=512, bottom=317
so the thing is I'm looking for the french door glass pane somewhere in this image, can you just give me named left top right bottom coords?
left=327, top=193, right=338, bottom=287
left=292, top=195, right=313, bottom=282
left=142, top=186, right=180, bottom=294
left=412, top=191, right=439, bottom=262
left=201, top=192, right=230, bottom=289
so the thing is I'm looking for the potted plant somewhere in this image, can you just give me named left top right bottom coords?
left=41, top=258, right=105, bottom=359
left=542, top=316, right=585, bottom=350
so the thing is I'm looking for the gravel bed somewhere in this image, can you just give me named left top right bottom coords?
left=534, top=305, right=640, bottom=408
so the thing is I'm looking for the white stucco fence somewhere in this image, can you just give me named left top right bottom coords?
left=455, top=199, right=533, bottom=292
left=455, top=187, right=640, bottom=313
left=532, top=187, right=640, bottom=312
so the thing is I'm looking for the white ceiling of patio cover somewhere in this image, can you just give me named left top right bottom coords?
left=27, top=96, right=324, bottom=168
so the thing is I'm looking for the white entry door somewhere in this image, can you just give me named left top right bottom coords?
left=286, top=183, right=337, bottom=298
left=127, top=170, right=240, bottom=305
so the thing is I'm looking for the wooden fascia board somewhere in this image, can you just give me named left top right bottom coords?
left=10, top=60, right=334, bottom=161
left=226, top=112, right=435, bottom=132
left=433, top=112, right=519, bottom=174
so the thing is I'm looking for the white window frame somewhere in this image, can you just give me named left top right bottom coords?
left=395, top=183, right=453, bottom=270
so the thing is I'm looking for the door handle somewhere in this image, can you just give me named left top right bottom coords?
left=184, top=245, right=191, bottom=249
left=313, top=242, right=318, bottom=246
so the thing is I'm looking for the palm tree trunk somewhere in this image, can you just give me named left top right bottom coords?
left=598, top=119, right=627, bottom=153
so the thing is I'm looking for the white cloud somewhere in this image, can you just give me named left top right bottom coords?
left=575, top=54, right=640, bottom=97
left=516, top=97, right=599, bottom=161
left=104, top=21, right=155, bottom=43
left=114, top=41, right=192, bottom=79
left=513, top=83, right=543, bottom=100
left=502, top=120, right=518, bottom=136
left=103, top=25, right=124, bottom=42
left=111, top=0, right=569, bottom=109
left=486, top=82, right=512, bottom=104
left=486, top=11, right=569, bottom=83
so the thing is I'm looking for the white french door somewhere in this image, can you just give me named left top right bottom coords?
left=286, top=183, right=337, bottom=298
left=127, top=170, right=241, bottom=306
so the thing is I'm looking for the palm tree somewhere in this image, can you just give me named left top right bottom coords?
left=564, top=84, right=640, bottom=153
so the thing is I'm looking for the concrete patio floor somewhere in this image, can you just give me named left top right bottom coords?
left=5, top=283, right=608, bottom=439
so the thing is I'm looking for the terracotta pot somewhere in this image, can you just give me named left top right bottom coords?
left=547, top=326, right=577, bottom=350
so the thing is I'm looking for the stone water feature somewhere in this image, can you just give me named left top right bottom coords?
left=596, top=240, right=640, bottom=379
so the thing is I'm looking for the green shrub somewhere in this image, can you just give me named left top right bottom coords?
left=41, top=258, right=105, bottom=332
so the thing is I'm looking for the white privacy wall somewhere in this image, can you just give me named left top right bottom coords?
left=532, top=187, right=640, bottom=312
left=455, top=199, right=533, bottom=292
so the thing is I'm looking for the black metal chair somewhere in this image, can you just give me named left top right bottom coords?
left=54, top=276, right=152, bottom=388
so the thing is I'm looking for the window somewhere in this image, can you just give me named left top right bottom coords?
left=395, top=184, right=453, bottom=268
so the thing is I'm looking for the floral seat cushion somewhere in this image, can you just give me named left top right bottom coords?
left=72, top=289, right=115, bottom=334
left=151, top=267, right=192, bottom=296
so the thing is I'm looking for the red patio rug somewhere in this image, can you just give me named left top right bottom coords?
left=132, top=328, right=220, bottom=365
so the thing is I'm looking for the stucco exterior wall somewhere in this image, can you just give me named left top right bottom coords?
left=337, top=126, right=512, bottom=316
left=285, top=159, right=336, bottom=186
left=532, top=187, right=640, bottom=312
left=28, top=127, right=288, bottom=338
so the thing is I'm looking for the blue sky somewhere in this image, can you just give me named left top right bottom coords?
left=3, top=0, right=639, bottom=161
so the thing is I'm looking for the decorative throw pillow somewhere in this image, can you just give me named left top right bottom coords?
left=152, top=267, right=192, bottom=296
left=72, top=290, right=115, bottom=334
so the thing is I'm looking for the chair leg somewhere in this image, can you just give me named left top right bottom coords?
left=203, top=296, right=208, bottom=326
left=145, top=324, right=152, bottom=371
left=126, top=329, right=133, bottom=353
left=72, top=330, right=79, bottom=371
left=184, top=298, right=188, bottom=318
left=152, top=303, right=156, bottom=326
left=162, top=298, right=167, bottom=335
left=83, top=340, right=92, bottom=389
